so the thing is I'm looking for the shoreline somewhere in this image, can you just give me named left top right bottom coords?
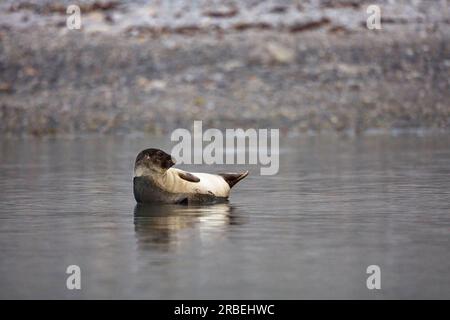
left=1, top=0, right=449, bottom=136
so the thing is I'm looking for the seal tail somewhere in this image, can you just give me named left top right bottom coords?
left=218, top=171, right=249, bottom=188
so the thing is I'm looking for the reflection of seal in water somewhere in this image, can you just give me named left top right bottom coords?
left=133, top=148, right=249, bottom=204
left=133, top=203, right=239, bottom=251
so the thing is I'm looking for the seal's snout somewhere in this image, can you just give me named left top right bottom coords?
left=163, top=155, right=176, bottom=169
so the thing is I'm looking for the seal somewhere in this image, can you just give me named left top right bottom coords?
left=133, top=148, right=249, bottom=204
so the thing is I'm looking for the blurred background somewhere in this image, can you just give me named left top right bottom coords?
left=0, top=0, right=449, bottom=136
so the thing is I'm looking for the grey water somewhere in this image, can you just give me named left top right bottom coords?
left=0, top=134, right=449, bottom=299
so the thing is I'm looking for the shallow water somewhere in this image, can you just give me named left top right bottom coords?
left=0, top=134, right=449, bottom=299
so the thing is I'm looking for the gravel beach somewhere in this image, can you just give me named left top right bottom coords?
left=0, top=0, right=449, bottom=136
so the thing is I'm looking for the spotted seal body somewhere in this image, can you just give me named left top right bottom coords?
left=133, top=148, right=248, bottom=204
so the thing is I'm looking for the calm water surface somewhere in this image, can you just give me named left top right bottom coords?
left=0, top=134, right=449, bottom=299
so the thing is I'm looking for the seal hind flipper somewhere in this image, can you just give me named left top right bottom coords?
left=178, top=171, right=201, bottom=183
left=218, top=171, right=249, bottom=188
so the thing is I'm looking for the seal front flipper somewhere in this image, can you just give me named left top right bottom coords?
left=178, top=171, right=200, bottom=183
left=219, top=171, right=249, bottom=188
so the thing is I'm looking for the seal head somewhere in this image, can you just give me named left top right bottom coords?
left=134, top=148, right=175, bottom=176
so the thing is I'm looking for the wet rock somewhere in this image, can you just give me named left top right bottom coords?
left=263, top=42, right=296, bottom=64
left=23, top=66, right=38, bottom=77
left=270, top=6, right=288, bottom=14
left=203, top=6, right=238, bottom=18
left=221, top=60, right=243, bottom=71
left=0, top=82, right=13, bottom=93
left=136, top=77, right=166, bottom=92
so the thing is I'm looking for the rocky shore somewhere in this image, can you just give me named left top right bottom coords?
left=0, top=0, right=449, bottom=136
